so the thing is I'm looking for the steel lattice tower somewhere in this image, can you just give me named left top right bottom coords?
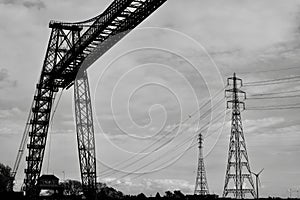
left=194, top=133, right=209, bottom=196
left=74, top=70, right=97, bottom=199
left=223, top=73, right=256, bottom=199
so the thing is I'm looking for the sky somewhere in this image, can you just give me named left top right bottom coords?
left=1, top=0, right=300, bottom=198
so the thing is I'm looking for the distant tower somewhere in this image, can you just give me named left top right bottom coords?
left=223, top=73, right=256, bottom=199
left=194, top=133, right=209, bottom=196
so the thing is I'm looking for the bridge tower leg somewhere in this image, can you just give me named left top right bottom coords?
left=24, top=25, right=82, bottom=196
left=74, top=70, right=97, bottom=199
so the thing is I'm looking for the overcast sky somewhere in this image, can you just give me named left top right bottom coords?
left=1, top=0, right=300, bottom=198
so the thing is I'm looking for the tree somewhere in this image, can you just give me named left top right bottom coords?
left=0, top=163, right=11, bottom=192
left=136, top=193, right=147, bottom=199
left=96, top=184, right=124, bottom=199
left=155, top=192, right=161, bottom=198
left=96, top=182, right=107, bottom=193
left=60, top=179, right=82, bottom=196
left=173, top=190, right=184, bottom=198
left=165, top=191, right=173, bottom=198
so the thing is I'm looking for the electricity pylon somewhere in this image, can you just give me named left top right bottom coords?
left=194, top=133, right=209, bottom=195
left=223, top=73, right=256, bottom=199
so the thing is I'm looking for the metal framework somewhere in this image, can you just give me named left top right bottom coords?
left=74, top=71, right=97, bottom=199
left=11, top=0, right=167, bottom=197
left=25, top=26, right=81, bottom=196
left=194, top=133, right=209, bottom=196
left=223, top=73, right=256, bottom=199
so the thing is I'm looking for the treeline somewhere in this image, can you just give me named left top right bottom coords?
left=60, top=180, right=216, bottom=200
left=0, top=162, right=293, bottom=200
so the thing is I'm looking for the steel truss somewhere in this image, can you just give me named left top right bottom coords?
left=25, top=26, right=81, bottom=195
left=194, top=133, right=209, bottom=196
left=223, top=73, right=256, bottom=199
left=74, top=71, right=97, bottom=199
left=18, top=0, right=167, bottom=196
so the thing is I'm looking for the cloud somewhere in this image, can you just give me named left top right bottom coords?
left=144, top=179, right=194, bottom=194
left=274, top=125, right=300, bottom=137
left=0, top=68, right=17, bottom=89
left=243, top=116, right=300, bottom=138
left=244, top=117, right=285, bottom=135
left=105, top=178, right=194, bottom=196
left=0, top=0, right=46, bottom=9
left=0, top=68, right=9, bottom=81
left=23, top=1, right=45, bottom=9
left=0, top=107, right=25, bottom=136
left=158, top=0, right=299, bottom=51
left=0, top=0, right=18, bottom=5
left=148, top=0, right=300, bottom=80
left=0, top=107, right=22, bottom=119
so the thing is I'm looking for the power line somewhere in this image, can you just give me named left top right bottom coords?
left=248, top=102, right=300, bottom=108
left=235, top=65, right=300, bottom=76
left=102, top=108, right=228, bottom=184
left=99, top=97, right=226, bottom=178
left=98, top=87, right=226, bottom=175
left=246, top=79, right=300, bottom=87
left=247, top=94, right=300, bottom=100
left=245, top=75, right=300, bottom=84
left=107, top=113, right=229, bottom=187
left=247, top=106, right=300, bottom=111
left=244, top=75, right=300, bottom=86
left=247, top=102, right=300, bottom=111
left=100, top=98, right=226, bottom=178
left=248, top=89, right=300, bottom=97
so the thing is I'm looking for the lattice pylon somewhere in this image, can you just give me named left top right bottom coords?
left=194, top=133, right=209, bottom=196
left=223, top=73, right=256, bottom=199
